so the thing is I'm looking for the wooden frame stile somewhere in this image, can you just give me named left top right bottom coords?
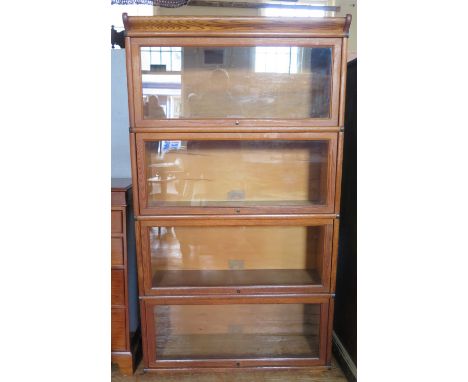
left=338, top=35, right=349, bottom=128
left=135, top=132, right=338, bottom=216
left=125, top=35, right=136, bottom=129
left=140, top=293, right=150, bottom=368
left=129, top=134, right=140, bottom=214
left=134, top=220, right=145, bottom=298
left=134, top=219, right=151, bottom=368
left=333, top=32, right=347, bottom=214
left=330, top=220, right=340, bottom=296
left=126, top=32, right=140, bottom=215
left=142, top=294, right=330, bottom=370
left=129, top=36, right=342, bottom=131
left=126, top=24, right=141, bottom=216
left=334, top=132, right=344, bottom=214
left=325, top=296, right=336, bottom=366
left=138, top=215, right=334, bottom=296
left=324, top=219, right=340, bottom=367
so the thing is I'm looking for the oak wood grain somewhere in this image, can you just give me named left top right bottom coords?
left=112, top=210, right=124, bottom=234
left=111, top=237, right=125, bottom=266
left=129, top=134, right=140, bottom=214
left=326, top=298, right=335, bottom=365
left=339, top=37, right=349, bottom=127
left=112, top=269, right=126, bottom=306
left=112, top=308, right=128, bottom=351
left=123, top=15, right=352, bottom=38
left=334, top=132, right=344, bottom=213
left=330, top=220, right=340, bottom=294
left=112, top=352, right=134, bottom=376
left=125, top=36, right=136, bottom=128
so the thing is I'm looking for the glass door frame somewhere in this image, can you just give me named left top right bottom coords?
left=129, top=37, right=343, bottom=130
left=137, top=216, right=335, bottom=296
left=134, top=132, right=338, bottom=216
left=142, top=294, right=331, bottom=369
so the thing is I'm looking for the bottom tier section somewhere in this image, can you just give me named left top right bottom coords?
left=141, top=295, right=332, bottom=369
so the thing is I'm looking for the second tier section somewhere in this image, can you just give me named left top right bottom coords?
left=132, top=132, right=339, bottom=216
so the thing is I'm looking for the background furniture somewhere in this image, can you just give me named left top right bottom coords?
left=123, top=14, right=351, bottom=372
left=111, top=178, right=140, bottom=374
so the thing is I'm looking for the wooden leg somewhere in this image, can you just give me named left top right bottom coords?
left=112, top=352, right=134, bottom=376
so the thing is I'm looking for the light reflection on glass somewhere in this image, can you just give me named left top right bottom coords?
left=140, top=46, right=332, bottom=119
left=149, top=225, right=327, bottom=288
left=155, top=304, right=321, bottom=359
left=145, top=140, right=329, bottom=207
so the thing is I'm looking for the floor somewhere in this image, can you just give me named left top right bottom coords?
left=111, top=358, right=348, bottom=382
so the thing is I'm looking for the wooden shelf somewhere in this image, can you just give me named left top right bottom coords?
left=152, top=269, right=321, bottom=288
left=156, top=333, right=320, bottom=359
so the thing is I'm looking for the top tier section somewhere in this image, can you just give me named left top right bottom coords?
left=123, top=14, right=352, bottom=38
left=124, top=15, right=351, bottom=130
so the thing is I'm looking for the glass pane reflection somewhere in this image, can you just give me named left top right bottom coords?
left=154, top=304, right=321, bottom=359
left=149, top=225, right=327, bottom=288
left=140, top=46, right=332, bottom=119
left=145, top=140, right=329, bottom=207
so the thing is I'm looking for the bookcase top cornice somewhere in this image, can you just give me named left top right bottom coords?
left=123, top=13, right=351, bottom=38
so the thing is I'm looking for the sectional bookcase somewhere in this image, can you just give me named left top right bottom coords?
left=123, top=13, right=351, bottom=371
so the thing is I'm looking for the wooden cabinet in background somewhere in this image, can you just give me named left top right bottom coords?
left=111, top=178, right=140, bottom=375
left=123, top=14, right=351, bottom=372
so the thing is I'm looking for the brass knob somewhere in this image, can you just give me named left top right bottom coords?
left=235, top=120, right=240, bottom=125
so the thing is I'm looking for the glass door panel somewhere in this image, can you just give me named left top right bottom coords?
left=141, top=219, right=333, bottom=293
left=140, top=46, right=333, bottom=120
left=136, top=134, right=337, bottom=214
left=154, top=303, right=321, bottom=360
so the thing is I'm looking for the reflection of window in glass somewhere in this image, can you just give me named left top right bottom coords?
left=141, top=47, right=182, bottom=118
left=204, top=49, right=224, bottom=65
left=255, top=47, right=299, bottom=74
left=141, top=47, right=182, bottom=72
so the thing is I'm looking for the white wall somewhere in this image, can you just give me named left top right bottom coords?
left=334, top=0, right=357, bottom=60
left=111, top=49, right=131, bottom=178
